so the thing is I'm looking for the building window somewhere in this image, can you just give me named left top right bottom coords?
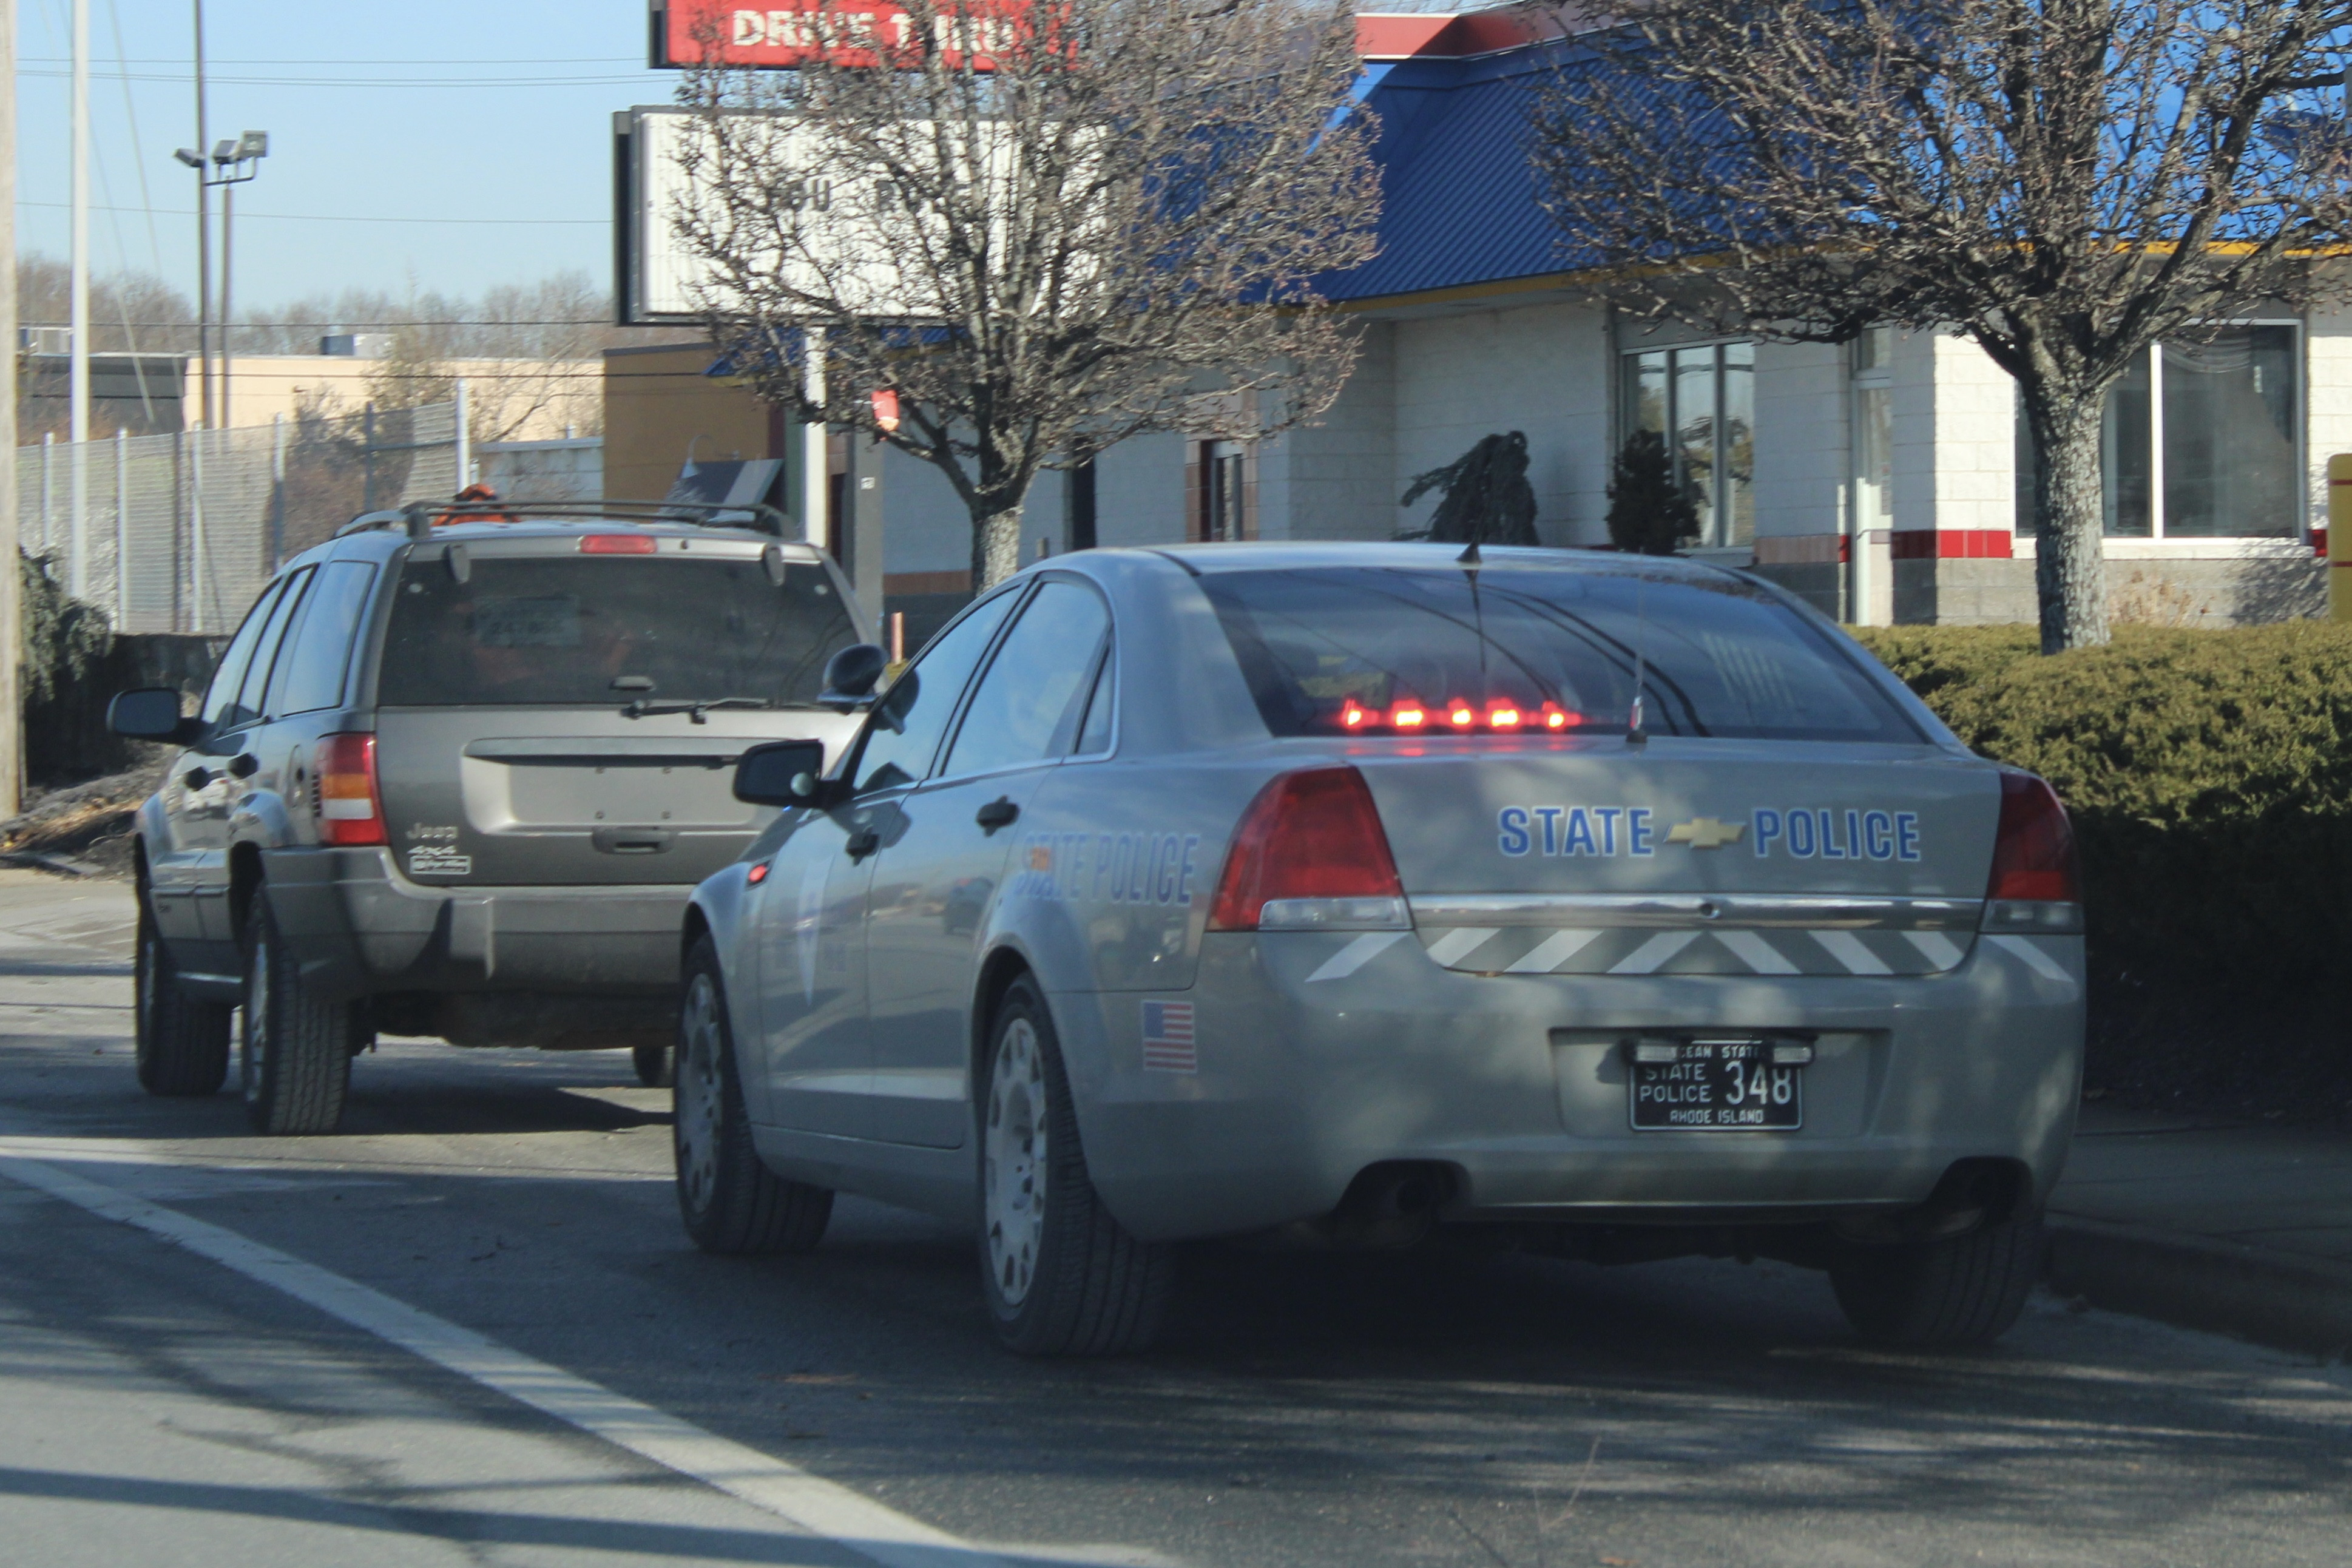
left=1622, top=340, right=1754, bottom=547
left=2015, top=323, right=2299, bottom=538
left=1853, top=327, right=1894, bottom=533
left=1197, top=439, right=1249, bottom=541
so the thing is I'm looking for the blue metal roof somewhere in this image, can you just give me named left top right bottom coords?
left=1319, top=42, right=1587, bottom=304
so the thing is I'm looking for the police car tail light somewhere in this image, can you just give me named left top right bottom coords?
left=1981, top=772, right=2081, bottom=932
left=1207, top=767, right=1408, bottom=932
left=314, top=733, right=387, bottom=847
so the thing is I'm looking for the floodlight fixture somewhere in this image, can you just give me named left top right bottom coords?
left=212, top=138, right=238, bottom=165
left=174, top=147, right=203, bottom=169
left=235, top=130, right=269, bottom=160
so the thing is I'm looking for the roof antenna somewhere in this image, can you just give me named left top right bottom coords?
left=1626, top=574, right=1650, bottom=748
left=1456, top=539, right=1482, bottom=566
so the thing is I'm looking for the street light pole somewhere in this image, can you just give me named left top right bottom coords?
left=69, top=0, right=89, bottom=595
left=0, top=0, right=23, bottom=817
left=207, top=132, right=265, bottom=431
left=192, top=0, right=209, bottom=428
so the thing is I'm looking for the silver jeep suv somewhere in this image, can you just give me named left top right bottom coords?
left=109, top=501, right=869, bottom=1134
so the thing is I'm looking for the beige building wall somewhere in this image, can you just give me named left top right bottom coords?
left=208, top=355, right=601, bottom=441
left=601, top=343, right=779, bottom=504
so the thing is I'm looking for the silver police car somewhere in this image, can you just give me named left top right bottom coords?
left=674, top=544, right=2083, bottom=1356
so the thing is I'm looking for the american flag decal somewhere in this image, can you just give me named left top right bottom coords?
left=1140, top=999, right=1198, bottom=1073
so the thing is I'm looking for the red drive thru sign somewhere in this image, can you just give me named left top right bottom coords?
left=652, top=1, right=1021, bottom=69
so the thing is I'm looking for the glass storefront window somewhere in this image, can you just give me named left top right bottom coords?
left=1620, top=341, right=1754, bottom=548
left=2016, top=323, right=2299, bottom=538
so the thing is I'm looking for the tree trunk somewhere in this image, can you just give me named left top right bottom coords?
left=972, top=505, right=1024, bottom=590
left=2028, top=398, right=2110, bottom=653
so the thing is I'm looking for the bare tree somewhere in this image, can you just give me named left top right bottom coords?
left=1528, top=0, right=2352, bottom=651
left=673, top=0, right=1381, bottom=587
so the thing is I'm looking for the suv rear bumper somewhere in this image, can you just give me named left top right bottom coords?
left=262, top=846, right=691, bottom=1001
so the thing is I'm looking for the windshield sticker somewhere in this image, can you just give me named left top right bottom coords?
left=473, top=595, right=583, bottom=648
left=1497, top=806, right=1656, bottom=859
left=1753, top=808, right=1920, bottom=862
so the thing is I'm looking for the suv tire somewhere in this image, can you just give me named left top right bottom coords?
left=675, top=936, right=831, bottom=1253
left=979, top=976, right=1174, bottom=1357
left=240, top=893, right=356, bottom=1135
left=135, top=893, right=231, bottom=1097
left=1830, top=1215, right=2045, bottom=1348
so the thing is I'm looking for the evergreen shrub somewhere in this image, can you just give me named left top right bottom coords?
left=1851, top=623, right=2352, bottom=1101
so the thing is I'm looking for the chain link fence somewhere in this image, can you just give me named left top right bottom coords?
left=16, top=400, right=464, bottom=635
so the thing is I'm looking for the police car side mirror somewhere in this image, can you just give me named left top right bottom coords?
left=107, top=687, right=207, bottom=747
left=735, top=739, right=834, bottom=808
left=818, top=643, right=888, bottom=711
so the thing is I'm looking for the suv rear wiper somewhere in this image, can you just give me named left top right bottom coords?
left=620, top=697, right=773, bottom=725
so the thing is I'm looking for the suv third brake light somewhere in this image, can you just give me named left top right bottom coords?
left=1981, top=772, right=2081, bottom=932
left=1207, top=767, right=1410, bottom=932
left=314, top=733, right=387, bottom=847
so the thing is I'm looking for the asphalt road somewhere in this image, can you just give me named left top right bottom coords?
left=1, top=871, right=2347, bottom=1568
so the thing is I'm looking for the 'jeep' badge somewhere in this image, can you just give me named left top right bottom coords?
left=1666, top=817, right=1745, bottom=850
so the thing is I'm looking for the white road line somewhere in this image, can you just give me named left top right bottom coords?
left=1714, top=930, right=1798, bottom=975
left=1808, top=930, right=1892, bottom=976
left=1502, top=928, right=1602, bottom=974
left=1305, top=930, right=1409, bottom=982
left=1421, top=927, right=1500, bottom=968
left=1986, top=933, right=2074, bottom=983
left=1903, top=930, right=1968, bottom=971
left=0, top=1141, right=1018, bottom=1568
left=1607, top=931, right=1699, bottom=976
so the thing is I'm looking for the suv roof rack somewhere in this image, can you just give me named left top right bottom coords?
left=334, top=498, right=796, bottom=542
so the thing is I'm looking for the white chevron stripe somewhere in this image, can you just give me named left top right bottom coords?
left=1987, top=934, right=2073, bottom=983
left=1903, top=930, right=1968, bottom=970
left=1609, top=931, right=1701, bottom=975
left=1503, top=928, right=1604, bottom=973
left=1810, top=930, right=1892, bottom=976
left=1306, top=930, right=1410, bottom=983
left=1715, top=930, right=1799, bottom=975
left=1423, top=927, right=1501, bottom=967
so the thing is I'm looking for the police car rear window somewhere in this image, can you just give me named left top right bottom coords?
left=1198, top=564, right=1922, bottom=743
left=377, top=556, right=857, bottom=708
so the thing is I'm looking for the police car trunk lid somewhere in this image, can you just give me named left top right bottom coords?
left=1351, top=741, right=1998, bottom=978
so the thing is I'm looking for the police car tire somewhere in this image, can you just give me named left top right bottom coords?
left=1828, top=1215, right=2045, bottom=1348
left=634, top=1044, right=675, bottom=1089
left=980, top=976, right=1175, bottom=1357
left=135, top=893, right=231, bottom=1097
left=239, top=893, right=354, bottom=1136
left=674, top=938, right=832, bottom=1255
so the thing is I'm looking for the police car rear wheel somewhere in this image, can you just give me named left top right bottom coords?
left=980, top=976, right=1174, bottom=1357
left=674, top=939, right=831, bottom=1254
left=1829, top=1215, right=2045, bottom=1348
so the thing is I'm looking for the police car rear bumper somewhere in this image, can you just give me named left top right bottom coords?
left=1060, top=929, right=2083, bottom=1244
left=261, top=845, right=692, bottom=1000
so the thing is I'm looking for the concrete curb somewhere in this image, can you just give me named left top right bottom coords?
left=2048, top=1214, right=2352, bottom=1357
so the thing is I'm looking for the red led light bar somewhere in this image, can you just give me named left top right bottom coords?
left=580, top=533, right=658, bottom=555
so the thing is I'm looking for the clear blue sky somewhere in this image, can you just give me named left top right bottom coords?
left=13, top=1, right=680, bottom=312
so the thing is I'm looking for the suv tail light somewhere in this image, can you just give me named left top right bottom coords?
left=1207, top=767, right=1409, bottom=932
left=314, top=733, right=387, bottom=847
left=1981, top=771, right=2080, bottom=931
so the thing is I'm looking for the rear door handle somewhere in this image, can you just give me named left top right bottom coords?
left=845, top=828, right=880, bottom=860
left=974, top=797, right=1020, bottom=833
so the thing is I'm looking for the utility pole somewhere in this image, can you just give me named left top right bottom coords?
left=192, top=0, right=209, bottom=430
left=69, top=0, right=89, bottom=596
left=0, top=0, right=22, bottom=818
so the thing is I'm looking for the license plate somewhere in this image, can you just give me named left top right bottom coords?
left=1628, top=1038, right=1802, bottom=1131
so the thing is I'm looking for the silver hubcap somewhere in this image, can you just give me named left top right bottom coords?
left=677, top=973, right=726, bottom=1214
left=241, top=924, right=271, bottom=1105
left=984, top=1017, right=1047, bottom=1308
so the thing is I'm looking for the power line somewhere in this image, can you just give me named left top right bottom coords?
left=22, top=55, right=645, bottom=65
left=16, top=200, right=603, bottom=226
left=18, top=67, right=658, bottom=87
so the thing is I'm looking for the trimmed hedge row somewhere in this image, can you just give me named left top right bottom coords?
left=1851, top=624, right=2352, bottom=1098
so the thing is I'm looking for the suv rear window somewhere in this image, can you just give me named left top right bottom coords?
left=1199, top=563, right=1921, bottom=743
left=377, top=555, right=857, bottom=708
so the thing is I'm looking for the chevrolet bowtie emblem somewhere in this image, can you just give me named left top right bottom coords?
left=1667, top=817, right=1746, bottom=850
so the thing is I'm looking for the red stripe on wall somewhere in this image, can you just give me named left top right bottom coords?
left=1888, top=530, right=2015, bottom=560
